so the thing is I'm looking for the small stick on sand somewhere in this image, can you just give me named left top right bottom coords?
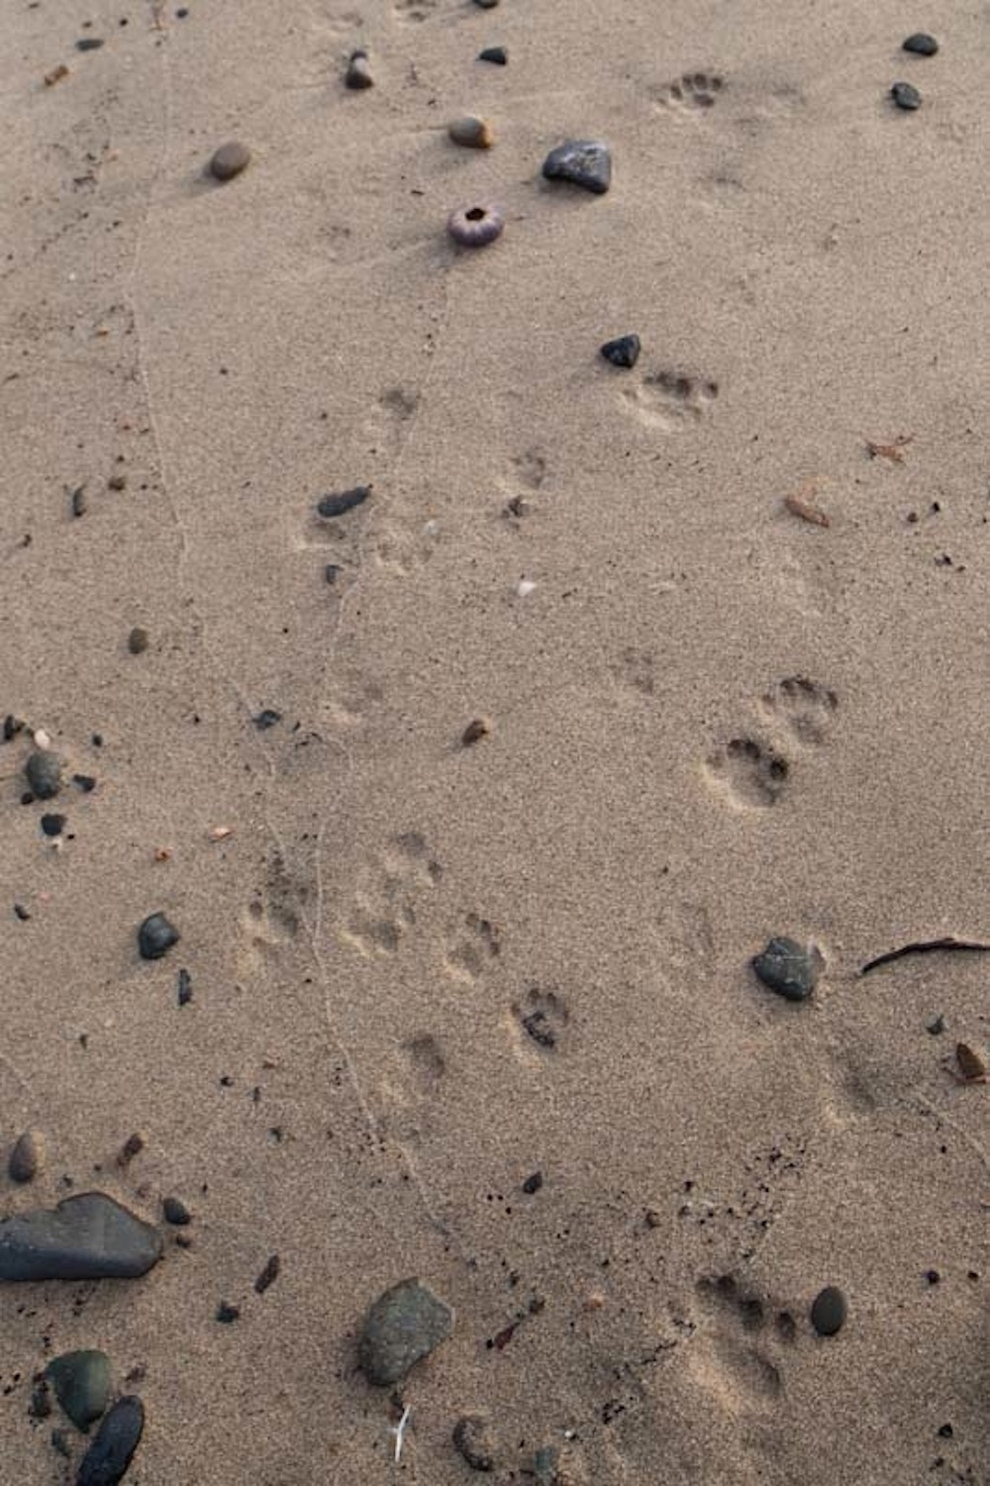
left=860, top=936, right=990, bottom=976
left=784, top=480, right=830, bottom=527
left=865, top=435, right=914, bottom=463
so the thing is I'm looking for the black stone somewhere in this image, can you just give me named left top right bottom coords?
left=3, top=714, right=24, bottom=742
left=473, top=0, right=499, bottom=8
left=47, top=1350, right=111, bottom=1432
left=177, top=968, right=193, bottom=1006
left=891, top=81, right=922, bottom=110
left=9, top=1129, right=44, bottom=1183
left=925, top=1268, right=940, bottom=1285
left=600, top=334, right=641, bottom=369
left=253, top=708, right=282, bottom=730
left=76, top=1396, right=144, bottom=1486
left=76, top=37, right=105, bottom=51
left=751, top=937, right=823, bottom=1001
left=359, top=1278, right=454, bottom=1385
left=41, top=814, right=65, bottom=837
left=522, top=1170, right=543, bottom=1194
left=14, top=904, right=30, bottom=921
left=542, top=139, right=611, bottom=195
left=25, top=750, right=63, bottom=800
left=325, top=564, right=342, bottom=584
left=903, top=32, right=938, bottom=56
left=810, top=1285, right=847, bottom=1336
left=138, top=912, right=179, bottom=960
left=71, top=485, right=87, bottom=517
left=73, top=774, right=97, bottom=792
left=478, top=46, right=507, bottom=65
left=163, top=1196, right=191, bottom=1226
left=317, top=485, right=371, bottom=518
left=216, top=1301, right=240, bottom=1323
left=453, top=1414, right=496, bottom=1471
left=0, top=1193, right=162, bottom=1281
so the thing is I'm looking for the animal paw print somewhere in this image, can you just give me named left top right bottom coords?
left=688, top=1274, right=782, bottom=1411
left=663, top=72, right=724, bottom=111
left=611, top=647, right=656, bottom=696
left=393, top=0, right=437, bottom=20
left=444, top=913, right=501, bottom=983
left=760, top=675, right=838, bottom=746
left=380, top=1033, right=446, bottom=1145
left=704, top=736, right=789, bottom=809
left=509, top=988, right=570, bottom=1057
left=373, top=515, right=440, bottom=577
left=512, top=449, right=548, bottom=491
left=339, top=832, right=441, bottom=957
left=621, top=370, right=719, bottom=432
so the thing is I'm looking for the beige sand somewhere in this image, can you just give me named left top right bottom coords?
left=1, top=1, right=987, bottom=1481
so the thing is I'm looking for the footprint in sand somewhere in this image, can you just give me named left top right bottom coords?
left=610, top=647, right=657, bottom=697
left=704, top=735, right=790, bottom=809
left=688, top=1273, right=783, bottom=1413
left=380, top=1032, right=446, bottom=1144
left=759, top=675, right=838, bottom=746
left=339, top=832, right=441, bottom=957
left=508, top=988, right=570, bottom=1059
left=660, top=72, right=725, bottom=112
left=237, top=849, right=307, bottom=976
left=705, top=676, right=838, bottom=809
left=621, top=370, right=719, bottom=432
left=444, top=913, right=501, bottom=984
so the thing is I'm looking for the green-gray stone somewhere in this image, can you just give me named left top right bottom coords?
left=358, top=1278, right=453, bottom=1385
left=25, top=749, right=63, bottom=800
left=751, top=937, right=823, bottom=1001
left=0, top=1193, right=163, bottom=1281
left=47, top=1350, right=111, bottom=1432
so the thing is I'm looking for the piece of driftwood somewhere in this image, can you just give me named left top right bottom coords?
left=860, top=936, right=990, bottom=976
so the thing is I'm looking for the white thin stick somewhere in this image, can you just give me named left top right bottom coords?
left=392, top=1405, right=411, bottom=1465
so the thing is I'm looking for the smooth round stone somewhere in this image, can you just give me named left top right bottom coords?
left=25, top=749, right=63, bottom=800
left=47, top=1350, right=111, bottom=1432
left=751, top=936, right=823, bottom=1001
left=449, top=116, right=494, bottom=149
left=138, top=912, right=180, bottom=960
left=811, top=1285, right=847, bottom=1336
left=903, top=32, right=938, bottom=56
left=163, top=1196, right=191, bottom=1226
left=891, top=81, right=922, bottom=110
left=0, top=1193, right=162, bottom=1281
left=76, top=1396, right=144, bottom=1486
left=359, top=1278, right=454, bottom=1385
left=478, top=45, right=507, bottom=65
left=209, top=141, right=251, bottom=181
left=453, top=1414, right=497, bottom=1472
left=600, top=334, right=641, bottom=369
left=542, top=139, right=611, bottom=195
left=9, top=1129, right=45, bottom=1183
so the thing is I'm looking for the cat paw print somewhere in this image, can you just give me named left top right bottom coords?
left=704, top=735, right=790, bottom=810
left=444, top=913, right=501, bottom=983
left=621, top=370, right=719, bottom=432
left=759, top=675, right=838, bottom=746
left=509, top=988, right=570, bottom=1059
left=662, top=72, right=724, bottom=111
left=339, top=832, right=441, bottom=957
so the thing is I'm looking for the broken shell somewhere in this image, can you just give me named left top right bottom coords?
left=447, top=203, right=504, bottom=247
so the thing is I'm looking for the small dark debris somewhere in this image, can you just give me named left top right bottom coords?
left=316, top=485, right=371, bottom=519
left=253, top=708, right=282, bottom=731
left=903, top=32, right=938, bottom=56
left=70, top=486, right=87, bottom=518
left=28, top=1378, right=52, bottom=1420
left=325, top=564, right=342, bottom=584
left=127, top=627, right=149, bottom=655
left=926, top=1014, right=946, bottom=1035
left=177, top=968, right=193, bottom=1006
left=75, top=37, right=105, bottom=50
left=138, top=912, right=179, bottom=960
left=522, top=1171, right=543, bottom=1195
left=216, top=1301, right=240, bottom=1323
left=937, top=1423, right=953, bottom=1438
left=891, top=81, right=922, bottom=110
left=40, top=814, right=65, bottom=837
left=522, top=1011, right=555, bottom=1049
left=924, top=1269, right=941, bottom=1285
left=254, top=1253, right=280, bottom=1294
left=3, top=715, right=24, bottom=742
left=14, top=904, right=30, bottom=921
left=73, top=774, right=97, bottom=793
left=117, top=1132, right=145, bottom=1167
left=108, top=472, right=127, bottom=491
left=462, top=717, right=490, bottom=747
left=600, top=334, right=641, bottom=369
left=478, top=46, right=507, bottom=64
left=861, top=937, right=990, bottom=975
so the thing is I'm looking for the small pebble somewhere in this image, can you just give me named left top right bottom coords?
left=108, top=472, right=127, bottom=491
left=26, top=749, right=63, bottom=800
left=359, top=1278, right=454, bottom=1385
left=253, top=708, right=282, bottom=730
left=47, top=1350, right=111, bottom=1432
left=453, top=1414, right=497, bottom=1472
left=177, top=968, right=193, bottom=1006
left=473, top=0, right=499, bottom=8
left=9, top=1129, right=45, bottom=1184
left=522, top=1170, right=543, bottom=1195
left=117, top=1132, right=145, bottom=1168
left=345, top=50, right=374, bottom=89
left=162, top=1196, right=191, bottom=1226
left=600, top=334, right=641, bottom=369
left=76, top=37, right=105, bottom=51
left=449, top=116, right=495, bottom=149
left=127, top=627, right=149, bottom=655
left=76, top=1395, right=144, bottom=1486
left=40, top=813, right=65, bottom=837
left=751, top=936, right=823, bottom=1002
left=926, top=1013, right=946, bottom=1035
left=44, top=64, right=70, bottom=87
left=448, top=203, right=504, bottom=247
left=542, top=139, right=612, bottom=194
left=216, top=1301, right=240, bottom=1323
left=73, top=773, right=97, bottom=793
left=3, top=715, right=24, bottom=742
left=903, top=32, right=938, bottom=56
left=71, top=485, right=87, bottom=517
left=14, top=904, right=30, bottom=921
left=317, top=485, right=371, bottom=518
left=137, top=912, right=180, bottom=960
left=925, top=1268, right=941, bottom=1285
left=478, top=46, right=507, bottom=65
left=325, top=563, right=342, bottom=585
left=891, top=81, right=922, bottom=110
left=461, top=717, right=490, bottom=747
left=810, top=1285, right=847, bottom=1336
left=209, top=141, right=251, bottom=182
left=254, top=1253, right=280, bottom=1294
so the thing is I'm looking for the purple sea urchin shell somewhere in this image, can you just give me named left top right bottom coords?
left=447, top=203, right=504, bottom=247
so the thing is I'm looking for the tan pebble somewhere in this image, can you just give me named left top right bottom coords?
left=584, top=1290, right=606, bottom=1311
left=209, top=825, right=234, bottom=841
left=9, top=1129, right=45, bottom=1184
left=153, top=846, right=172, bottom=862
left=44, top=64, right=69, bottom=87
left=449, top=116, right=494, bottom=149
left=209, top=141, right=251, bottom=182
left=956, top=1042, right=988, bottom=1083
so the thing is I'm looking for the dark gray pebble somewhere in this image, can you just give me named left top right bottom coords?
left=76, top=1395, right=144, bottom=1486
left=47, top=1350, right=111, bottom=1432
left=345, top=50, right=374, bottom=89
left=600, top=334, right=641, bottom=369
left=359, top=1277, right=454, bottom=1385
left=177, top=968, right=193, bottom=1006
left=473, top=0, right=499, bottom=8
left=209, top=141, right=251, bottom=181
left=522, top=1170, right=543, bottom=1194
left=26, top=749, right=63, bottom=800
left=891, top=81, right=922, bottom=109
left=542, top=139, right=611, bottom=194
left=903, top=32, right=938, bottom=56
left=3, top=714, right=24, bottom=742
left=810, top=1285, right=847, bottom=1336
left=317, top=485, right=371, bottom=518
left=253, top=708, right=282, bottom=730
left=73, top=773, right=97, bottom=793
left=163, top=1196, right=191, bottom=1226
left=926, top=1013, right=946, bottom=1035
left=138, top=912, right=180, bottom=960
left=41, top=813, right=65, bottom=837
left=216, top=1301, right=240, bottom=1323
left=0, top=1192, right=162, bottom=1281
left=76, top=37, right=105, bottom=51
left=14, top=903, right=31, bottom=921
left=325, top=563, right=342, bottom=584
left=453, top=1413, right=497, bottom=1471
left=9, top=1129, right=45, bottom=1183
left=127, top=627, right=149, bottom=655
left=71, top=485, right=87, bottom=517
left=751, top=936, right=823, bottom=1001
left=478, top=46, right=507, bottom=64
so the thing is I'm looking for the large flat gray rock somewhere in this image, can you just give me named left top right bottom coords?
left=0, top=1193, right=162, bottom=1281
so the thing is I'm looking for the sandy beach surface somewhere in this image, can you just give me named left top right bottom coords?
left=1, top=2, right=988, bottom=1482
